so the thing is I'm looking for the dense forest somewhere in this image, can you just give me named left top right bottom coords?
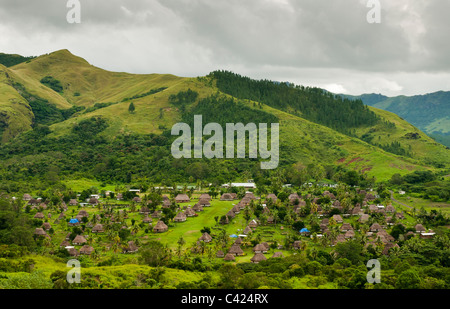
left=210, top=70, right=380, bottom=136
left=0, top=53, right=36, bottom=67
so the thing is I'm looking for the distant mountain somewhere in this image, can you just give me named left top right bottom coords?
left=341, top=92, right=450, bottom=147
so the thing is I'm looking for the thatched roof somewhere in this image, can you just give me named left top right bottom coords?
left=199, top=193, right=211, bottom=201
left=253, top=244, right=268, bottom=253
left=370, top=223, right=383, bottom=232
left=78, top=210, right=89, bottom=217
left=198, top=198, right=210, bottom=206
left=92, top=224, right=104, bottom=233
left=72, top=235, right=87, bottom=245
left=344, top=230, right=355, bottom=238
left=34, top=228, right=47, bottom=236
left=248, top=219, right=258, bottom=228
left=216, top=250, right=225, bottom=258
left=67, top=248, right=79, bottom=257
left=271, top=252, right=284, bottom=258
left=226, top=210, right=236, bottom=218
left=192, top=203, right=204, bottom=212
left=228, top=244, right=244, bottom=256
left=80, top=245, right=94, bottom=255
left=199, top=232, right=212, bottom=242
left=250, top=253, right=267, bottom=263
left=69, top=199, right=78, bottom=205
left=243, top=226, right=252, bottom=234
left=140, top=206, right=150, bottom=214
left=265, top=194, right=277, bottom=203
left=332, top=215, right=343, bottom=223
left=60, top=240, right=70, bottom=247
left=123, top=241, right=139, bottom=253
left=341, top=223, right=353, bottom=232
left=185, top=207, right=196, bottom=217
left=358, top=214, right=370, bottom=223
left=220, top=193, right=234, bottom=201
left=23, top=194, right=32, bottom=200
left=153, top=220, right=168, bottom=233
left=34, top=212, right=45, bottom=219
left=174, top=212, right=187, bottom=222
left=175, top=194, right=190, bottom=202
left=151, top=211, right=161, bottom=218
left=415, top=224, right=426, bottom=232
left=42, top=222, right=51, bottom=230
left=244, top=192, right=256, bottom=200
left=143, top=215, right=152, bottom=223
left=382, top=243, right=399, bottom=255
left=88, top=198, right=99, bottom=205
left=224, top=253, right=235, bottom=261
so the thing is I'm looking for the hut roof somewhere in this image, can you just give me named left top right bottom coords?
left=92, top=224, right=104, bottom=232
left=220, top=193, right=234, bottom=201
left=72, top=235, right=87, bottom=245
left=34, top=228, right=47, bottom=236
left=199, top=193, right=211, bottom=201
left=80, top=245, right=94, bottom=255
left=271, top=252, right=284, bottom=258
left=199, top=232, right=212, bottom=242
left=251, top=252, right=267, bottom=263
left=224, top=253, right=236, bottom=261
left=175, top=194, right=190, bottom=202
left=228, top=244, right=244, bottom=255
left=124, top=241, right=139, bottom=253
left=153, top=220, right=168, bottom=232
left=174, top=212, right=187, bottom=221
left=253, top=244, right=267, bottom=252
left=243, top=226, right=253, bottom=234
left=415, top=224, right=426, bottom=232
left=34, top=212, right=45, bottom=219
left=69, top=199, right=78, bottom=205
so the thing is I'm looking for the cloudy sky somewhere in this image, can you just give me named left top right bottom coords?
left=0, top=0, right=449, bottom=96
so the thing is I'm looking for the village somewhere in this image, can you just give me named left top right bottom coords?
left=18, top=180, right=438, bottom=267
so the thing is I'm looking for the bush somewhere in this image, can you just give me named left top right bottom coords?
left=40, top=76, right=63, bottom=93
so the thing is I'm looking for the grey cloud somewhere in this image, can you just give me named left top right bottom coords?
left=0, top=0, right=449, bottom=95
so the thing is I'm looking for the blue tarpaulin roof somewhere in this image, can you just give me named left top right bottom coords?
left=300, top=228, right=310, bottom=233
left=230, top=234, right=238, bottom=238
left=69, top=218, right=79, bottom=224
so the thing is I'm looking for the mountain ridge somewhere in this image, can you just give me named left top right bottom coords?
left=0, top=50, right=448, bottom=183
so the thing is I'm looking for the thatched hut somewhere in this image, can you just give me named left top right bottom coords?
left=250, top=253, right=267, bottom=264
left=174, top=212, right=187, bottom=222
left=199, top=232, right=212, bottom=243
left=253, top=244, right=268, bottom=253
left=153, top=220, right=168, bottom=233
left=80, top=245, right=94, bottom=255
left=224, top=253, right=235, bottom=261
left=123, top=241, right=139, bottom=253
left=175, top=194, right=190, bottom=203
left=92, top=224, right=104, bottom=233
left=271, top=252, right=284, bottom=258
left=220, top=193, right=234, bottom=201
left=72, top=235, right=87, bottom=245
left=228, top=244, right=244, bottom=256
left=34, top=212, right=45, bottom=219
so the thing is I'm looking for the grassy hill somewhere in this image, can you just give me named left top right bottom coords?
left=342, top=92, right=450, bottom=147
left=0, top=50, right=448, bottom=184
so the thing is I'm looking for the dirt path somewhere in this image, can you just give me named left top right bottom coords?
left=389, top=190, right=413, bottom=210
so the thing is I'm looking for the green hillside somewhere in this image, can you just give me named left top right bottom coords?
left=0, top=49, right=448, bottom=188
left=342, top=92, right=450, bottom=147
